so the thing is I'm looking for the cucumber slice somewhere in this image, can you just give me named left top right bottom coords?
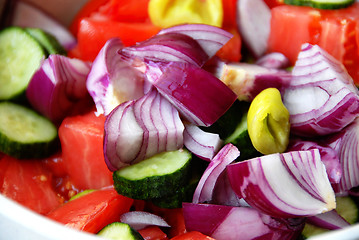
left=284, top=0, right=355, bottom=9
left=0, top=27, right=45, bottom=100
left=225, top=109, right=261, bottom=161
left=25, top=28, right=67, bottom=56
left=301, top=196, right=359, bottom=239
left=113, top=149, right=192, bottom=200
left=0, top=102, right=59, bottom=159
left=97, top=222, right=144, bottom=240
left=69, top=189, right=96, bottom=201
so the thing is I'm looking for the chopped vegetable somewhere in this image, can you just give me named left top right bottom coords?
left=119, top=211, right=170, bottom=230
left=97, top=222, right=144, bottom=240
left=148, top=0, right=223, bottom=28
left=284, top=0, right=356, bottom=9
left=247, top=88, right=290, bottom=154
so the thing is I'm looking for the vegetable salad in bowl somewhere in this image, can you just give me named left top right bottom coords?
left=2, top=0, right=359, bottom=239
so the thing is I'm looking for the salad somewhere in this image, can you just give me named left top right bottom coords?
left=1, top=0, right=359, bottom=239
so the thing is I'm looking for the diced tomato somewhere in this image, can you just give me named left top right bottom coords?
left=0, top=155, right=63, bottom=215
left=100, top=0, right=150, bottom=22
left=47, top=187, right=133, bottom=233
left=221, top=0, right=237, bottom=28
left=69, top=0, right=109, bottom=35
left=170, top=231, right=216, bottom=240
left=268, top=3, right=359, bottom=84
left=58, top=111, right=113, bottom=190
left=216, top=27, right=242, bottom=62
left=139, top=226, right=169, bottom=240
left=74, top=18, right=161, bottom=61
left=263, top=0, right=284, bottom=8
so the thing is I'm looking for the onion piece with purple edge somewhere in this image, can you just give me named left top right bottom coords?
left=183, top=123, right=223, bottom=161
left=236, top=0, right=271, bottom=58
left=227, top=149, right=336, bottom=218
left=10, top=0, right=76, bottom=51
left=218, top=62, right=291, bottom=101
left=282, top=43, right=359, bottom=137
left=192, top=143, right=240, bottom=204
left=26, top=54, right=91, bottom=123
left=256, top=52, right=291, bottom=70
left=182, top=203, right=305, bottom=240
left=149, top=61, right=237, bottom=126
left=120, top=211, right=170, bottom=231
left=104, top=88, right=184, bottom=171
left=157, top=24, right=233, bottom=59
left=327, top=117, right=359, bottom=194
left=287, top=139, right=342, bottom=184
left=306, top=210, right=350, bottom=230
left=86, top=38, right=145, bottom=116
left=120, top=32, right=209, bottom=67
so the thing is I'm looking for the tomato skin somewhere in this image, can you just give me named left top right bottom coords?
left=170, top=231, right=216, bottom=240
left=139, top=226, right=169, bottom=240
left=268, top=3, right=359, bottom=84
left=101, top=0, right=150, bottom=22
left=47, top=187, right=133, bottom=233
left=69, top=0, right=109, bottom=35
left=264, top=0, right=284, bottom=8
left=216, top=27, right=242, bottom=62
left=58, top=111, right=113, bottom=190
left=75, top=18, right=160, bottom=61
left=0, top=155, right=63, bottom=215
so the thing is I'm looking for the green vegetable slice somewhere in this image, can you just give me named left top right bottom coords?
left=0, top=102, right=59, bottom=159
left=113, top=149, right=192, bottom=200
left=0, top=27, right=45, bottom=100
left=284, top=0, right=355, bottom=9
left=25, top=28, right=67, bottom=56
left=97, top=222, right=144, bottom=240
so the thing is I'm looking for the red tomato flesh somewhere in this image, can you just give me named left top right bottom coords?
left=47, top=187, right=133, bottom=233
left=58, top=111, right=113, bottom=190
left=268, top=3, right=359, bottom=84
left=0, top=155, right=63, bottom=215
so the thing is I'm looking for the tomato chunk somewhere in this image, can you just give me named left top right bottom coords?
left=47, top=187, right=133, bottom=233
left=58, top=111, right=113, bottom=190
left=268, top=3, right=359, bottom=84
left=139, top=226, right=168, bottom=240
left=0, top=155, right=63, bottom=215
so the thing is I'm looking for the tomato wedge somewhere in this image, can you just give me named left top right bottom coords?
left=0, top=155, right=63, bottom=215
left=268, top=3, right=359, bottom=84
left=138, top=226, right=168, bottom=240
left=58, top=111, right=113, bottom=190
left=47, top=187, right=133, bottom=234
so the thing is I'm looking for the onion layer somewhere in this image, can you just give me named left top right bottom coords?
left=104, top=88, right=184, bottom=171
left=26, top=54, right=91, bottom=123
left=227, top=149, right=336, bottom=218
left=283, top=43, right=359, bottom=137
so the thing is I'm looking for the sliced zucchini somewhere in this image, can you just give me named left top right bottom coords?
left=0, top=102, right=59, bottom=159
left=284, top=0, right=355, bottom=9
left=113, top=149, right=192, bottom=200
left=0, top=27, right=45, bottom=100
left=97, top=222, right=144, bottom=240
left=25, top=28, right=67, bottom=56
left=301, top=196, right=359, bottom=239
left=225, top=109, right=261, bottom=161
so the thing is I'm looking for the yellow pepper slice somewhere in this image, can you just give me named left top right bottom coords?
left=247, top=88, right=290, bottom=155
left=148, top=0, right=223, bottom=28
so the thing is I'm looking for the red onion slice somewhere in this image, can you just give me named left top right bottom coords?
left=86, top=38, right=145, bottom=116
left=150, top=61, right=237, bottom=126
left=158, top=24, right=233, bottom=59
left=192, top=143, right=240, bottom=204
left=227, top=149, right=336, bottom=218
left=218, top=62, right=291, bottom=101
left=121, top=32, right=208, bottom=67
left=327, top=118, right=359, bottom=194
left=283, top=43, right=359, bottom=137
left=182, top=203, right=304, bottom=240
left=10, top=0, right=76, bottom=51
left=307, top=210, right=350, bottom=230
left=183, top=123, right=223, bottom=161
left=104, top=89, right=184, bottom=170
left=120, top=211, right=170, bottom=231
left=288, top=139, right=342, bottom=184
left=236, top=0, right=271, bottom=58
left=26, top=54, right=91, bottom=123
